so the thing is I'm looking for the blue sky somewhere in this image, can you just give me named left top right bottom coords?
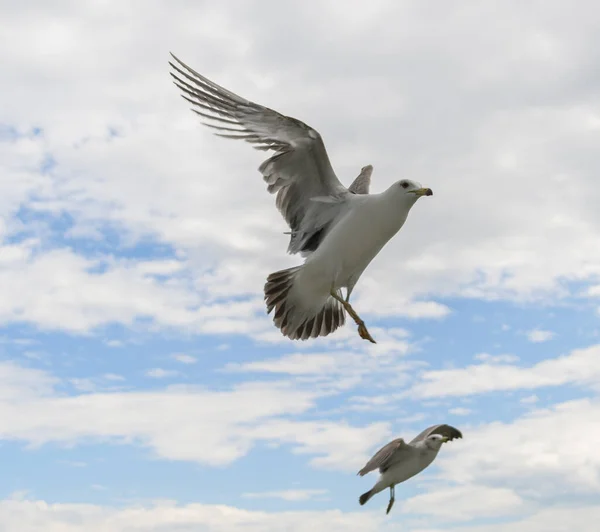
left=2, top=1, right=600, bottom=530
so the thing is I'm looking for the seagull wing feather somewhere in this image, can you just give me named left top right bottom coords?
left=348, top=165, right=373, bottom=195
left=357, top=438, right=411, bottom=476
left=169, top=53, right=351, bottom=255
left=409, top=424, right=463, bottom=444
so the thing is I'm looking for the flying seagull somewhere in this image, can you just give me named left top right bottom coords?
left=169, top=53, right=433, bottom=343
left=358, top=424, right=462, bottom=514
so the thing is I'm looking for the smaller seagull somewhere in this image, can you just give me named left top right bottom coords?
left=357, top=424, right=462, bottom=515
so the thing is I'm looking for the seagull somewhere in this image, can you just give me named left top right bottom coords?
left=357, top=424, right=462, bottom=514
left=169, top=53, right=433, bottom=343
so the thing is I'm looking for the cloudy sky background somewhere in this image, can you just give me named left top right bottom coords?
left=2, top=0, right=600, bottom=530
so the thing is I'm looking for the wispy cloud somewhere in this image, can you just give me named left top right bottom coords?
left=0, top=362, right=387, bottom=470
left=526, top=329, right=556, bottom=343
left=449, top=407, right=472, bottom=416
left=0, top=498, right=386, bottom=531
left=242, top=489, right=328, bottom=502
left=408, top=344, right=600, bottom=398
left=170, top=354, right=197, bottom=364
left=103, top=373, right=125, bottom=381
left=145, top=368, right=179, bottom=379
left=520, top=394, right=539, bottom=404
left=474, top=353, right=520, bottom=364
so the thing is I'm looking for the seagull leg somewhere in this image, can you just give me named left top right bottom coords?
left=330, top=290, right=376, bottom=344
left=386, top=485, right=395, bottom=515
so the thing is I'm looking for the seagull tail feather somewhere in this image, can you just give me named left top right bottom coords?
left=264, top=266, right=345, bottom=341
left=359, top=489, right=375, bottom=506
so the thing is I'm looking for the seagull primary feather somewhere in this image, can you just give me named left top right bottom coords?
left=169, top=53, right=433, bottom=343
left=348, top=165, right=374, bottom=195
left=357, top=424, right=463, bottom=514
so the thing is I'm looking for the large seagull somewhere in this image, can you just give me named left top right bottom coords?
left=169, top=53, right=433, bottom=343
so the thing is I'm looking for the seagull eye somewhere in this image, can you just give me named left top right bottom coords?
left=400, top=181, right=409, bottom=189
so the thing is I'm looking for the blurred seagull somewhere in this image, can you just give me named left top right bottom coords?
left=358, top=424, right=463, bottom=514
left=169, top=53, right=433, bottom=343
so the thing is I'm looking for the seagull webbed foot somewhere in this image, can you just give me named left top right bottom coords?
left=357, top=320, right=376, bottom=344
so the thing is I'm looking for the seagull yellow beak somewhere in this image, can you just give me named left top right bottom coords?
left=441, top=436, right=450, bottom=443
left=412, top=187, right=433, bottom=197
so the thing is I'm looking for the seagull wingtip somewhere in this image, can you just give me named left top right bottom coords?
left=169, top=52, right=182, bottom=65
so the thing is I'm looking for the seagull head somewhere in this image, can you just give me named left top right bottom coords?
left=396, top=179, right=433, bottom=202
left=424, top=434, right=449, bottom=450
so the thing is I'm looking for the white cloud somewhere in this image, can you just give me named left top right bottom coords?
left=408, top=344, right=600, bottom=398
left=105, top=340, right=124, bottom=348
left=527, top=329, right=556, bottom=343
left=402, top=485, right=524, bottom=521
left=347, top=395, right=396, bottom=414
left=222, top=338, right=424, bottom=402
left=171, top=353, right=197, bottom=364
left=0, top=361, right=56, bottom=400
left=242, top=489, right=328, bottom=502
left=474, top=353, right=520, bottom=363
left=586, top=285, right=600, bottom=296
left=145, top=368, right=179, bottom=379
left=448, top=407, right=472, bottom=416
left=248, top=419, right=390, bottom=471
left=0, top=362, right=388, bottom=471
left=0, top=497, right=388, bottom=532
left=68, top=373, right=127, bottom=393
left=225, top=353, right=347, bottom=375
left=103, top=373, right=125, bottom=381
left=69, top=378, right=100, bottom=393
left=1, top=495, right=600, bottom=532
left=413, top=505, right=600, bottom=532
left=438, top=398, right=600, bottom=492
left=0, top=242, right=271, bottom=336
left=520, top=394, right=539, bottom=404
